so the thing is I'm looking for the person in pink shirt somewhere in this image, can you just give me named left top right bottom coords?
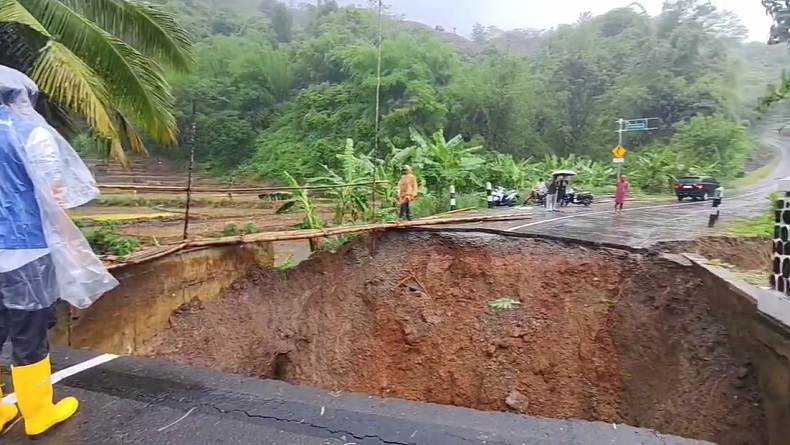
left=615, top=175, right=629, bottom=213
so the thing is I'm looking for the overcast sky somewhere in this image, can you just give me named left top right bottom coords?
left=341, top=0, right=773, bottom=42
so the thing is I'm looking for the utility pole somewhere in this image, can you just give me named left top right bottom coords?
left=615, top=118, right=625, bottom=179
left=613, top=117, right=659, bottom=178
left=370, top=0, right=383, bottom=222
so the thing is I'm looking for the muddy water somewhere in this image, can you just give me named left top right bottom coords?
left=139, top=232, right=767, bottom=444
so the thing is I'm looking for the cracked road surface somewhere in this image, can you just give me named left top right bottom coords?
left=1, top=348, right=710, bottom=444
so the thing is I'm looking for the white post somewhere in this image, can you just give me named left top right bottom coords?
left=486, top=182, right=493, bottom=208
left=449, top=184, right=456, bottom=210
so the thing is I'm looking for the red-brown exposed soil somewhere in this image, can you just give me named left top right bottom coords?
left=139, top=232, right=766, bottom=444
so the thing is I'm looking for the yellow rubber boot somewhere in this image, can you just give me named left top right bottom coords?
left=11, top=355, right=79, bottom=436
left=0, top=384, right=19, bottom=432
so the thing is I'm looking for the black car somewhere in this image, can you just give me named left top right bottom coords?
left=674, top=176, right=719, bottom=201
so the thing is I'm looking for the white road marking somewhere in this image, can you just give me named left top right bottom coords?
left=1, top=353, right=119, bottom=405
left=156, top=406, right=197, bottom=432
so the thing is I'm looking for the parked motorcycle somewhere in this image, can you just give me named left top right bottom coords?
left=561, top=188, right=594, bottom=207
left=524, top=188, right=546, bottom=206
left=491, top=186, right=519, bottom=207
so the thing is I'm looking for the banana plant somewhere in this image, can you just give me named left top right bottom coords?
left=310, top=139, right=374, bottom=224
left=488, top=154, right=551, bottom=190
left=275, top=172, right=326, bottom=229
left=409, top=128, right=486, bottom=192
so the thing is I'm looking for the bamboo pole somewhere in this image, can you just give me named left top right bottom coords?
left=420, top=207, right=476, bottom=219
left=182, top=99, right=197, bottom=240
left=105, top=212, right=531, bottom=269
left=98, top=180, right=390, bottom=194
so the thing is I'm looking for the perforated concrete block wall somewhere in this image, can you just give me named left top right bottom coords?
left=771, top=191, right=790, bottom=294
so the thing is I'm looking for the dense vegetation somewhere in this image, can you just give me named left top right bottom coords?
left=76, top=1, right=790, bottom=213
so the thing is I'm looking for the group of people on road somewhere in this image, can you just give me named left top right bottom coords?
left=397, top=164, right=633, bottom=218
left=543, top=174, right=630, bottom=213
left=543, top=175, right=570, bottom=212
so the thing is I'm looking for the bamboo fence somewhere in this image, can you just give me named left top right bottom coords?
left=104, top=212, right=531, bottom=269
left=97, top=181, right=389, bottom=194
left=96, top=179, right=391, bottom=240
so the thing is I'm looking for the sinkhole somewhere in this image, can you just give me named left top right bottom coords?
left=140, top=232, right=767, bottom=445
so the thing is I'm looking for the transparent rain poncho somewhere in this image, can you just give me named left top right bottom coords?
left=0, top=65, right=118, bottom=310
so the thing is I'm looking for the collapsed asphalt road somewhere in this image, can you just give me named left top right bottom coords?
left=1, top=347, right=710, bottom=445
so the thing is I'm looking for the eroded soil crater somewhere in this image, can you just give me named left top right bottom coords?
left=140, top=232, right=766, bottom=444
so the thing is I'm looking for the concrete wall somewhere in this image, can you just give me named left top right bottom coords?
left=770, top=189, right=790, bottom=294
left=51, top=242, right=274, bottom=354
left=687, top=254, right=790, bottom=445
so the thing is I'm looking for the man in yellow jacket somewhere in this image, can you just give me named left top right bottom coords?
left=397, top=166, right=418, bottom=221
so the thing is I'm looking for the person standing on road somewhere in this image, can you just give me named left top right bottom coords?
left=545, top=177, right=558, bottom=212
left=0, top=65, right=118, bottom=437
left=556, top=175, right=568, bottom=208
left=397, top=165, right=418, bottom=221
left=615, top=175, right=629, bottom=213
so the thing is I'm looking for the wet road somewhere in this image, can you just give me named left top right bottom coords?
left=1, top=347, right=709, bottom=445
left=504, top=186, right=772, bottom=247
left=479, top=133, right=790, bottom=247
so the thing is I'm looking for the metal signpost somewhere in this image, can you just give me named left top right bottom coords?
left=613, top=117, right=660, bottom=178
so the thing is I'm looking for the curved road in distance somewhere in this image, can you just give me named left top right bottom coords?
left=478, top=129, right=790, bottom=248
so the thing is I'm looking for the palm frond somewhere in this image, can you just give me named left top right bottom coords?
left=65, top=0, right=193, bottom=72
left=114, top=109, right=147, bottom=163
left=0, top=3, right=121, bottom=151
left=33, top=90, right=75, bottom=137
left=32, top=41, right=120, bottom=141
left=0, top=22, right=77, bottom=139
left=24, top=0, right=178, bottom=145
left=0, top=0, right=49, bottom=33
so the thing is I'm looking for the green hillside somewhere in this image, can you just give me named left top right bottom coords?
left=106, top=0, right=790, bottom=193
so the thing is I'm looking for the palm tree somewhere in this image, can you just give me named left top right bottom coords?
left=0, top=0, right=193, bottom=163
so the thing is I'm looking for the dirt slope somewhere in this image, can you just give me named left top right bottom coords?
left=140, top=232, right=766, bottom=444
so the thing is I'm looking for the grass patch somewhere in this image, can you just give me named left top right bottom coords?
left=221, top=223, right=259, bottom=236
left=95, top=195, right=276, bottom=209
left=728, top=192, right=776, bottom=238
left=731, top=160, right=776, bottom=188
left=410, top=192, right=484, bottom=219
left=728, top=213, right=773, bottom=238
left=81, top=222, right=142, bottom=257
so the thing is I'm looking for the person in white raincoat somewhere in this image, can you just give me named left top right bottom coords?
left=0, top=65, right=118, bottom=436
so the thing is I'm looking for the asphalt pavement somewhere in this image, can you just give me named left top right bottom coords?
left=0, top=347, right=710, bottom=445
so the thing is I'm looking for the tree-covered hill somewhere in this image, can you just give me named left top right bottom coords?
left=107, top=0, right=790, bottom=192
